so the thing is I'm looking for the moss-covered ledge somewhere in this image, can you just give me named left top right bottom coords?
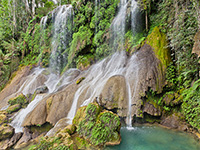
left=146, top=26, right=172, bottom=71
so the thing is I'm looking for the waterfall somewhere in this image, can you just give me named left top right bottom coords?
left=10, top=67, right=80, bottom=132
left=50, top=5, right=73, bottom=73
left=11, top=95, right=45, bottom=133
left=131, top=0, right=139, bottom=35
left=40, top=16, right=48, bottom=29
left=110, top=0, right=128, bottom=51
left=7, top=0, right=142, bottom=133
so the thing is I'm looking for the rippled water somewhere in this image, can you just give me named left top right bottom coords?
left=105, top=125, right=200, bottom=150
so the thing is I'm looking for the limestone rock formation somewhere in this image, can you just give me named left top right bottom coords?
left=143, top=101, right=161, bottom=116
left=161, top=113, right=188, bottom=131
left=23, top=83, right=78, bottom=126
left=101, top=75, right=128, bottom=117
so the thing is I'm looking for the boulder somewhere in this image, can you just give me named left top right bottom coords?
left=101, top=75, right=128, bottom=117
left=23, top=83, right=78, bottom=126
left=0, top=124, right=14, bottom=140
left=74, top=102, right=121, bottom=147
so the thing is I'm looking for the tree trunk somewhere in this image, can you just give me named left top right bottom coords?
left=145, top=10, right=148, bottom=31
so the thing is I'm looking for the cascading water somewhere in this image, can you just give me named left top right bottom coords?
left=131, top=0, right=139, bottom=34
left=50, top=5, right=73, bottom=73
left=10, top=67, right=80, bottom=132
left=8, top=0, right=142, bottom=133
left=110, top=0, right=128, bottom=51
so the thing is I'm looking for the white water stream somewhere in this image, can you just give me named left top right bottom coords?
left=50, top=4, right=73, bottom=73
left=8, top=0, right=141, bottom=132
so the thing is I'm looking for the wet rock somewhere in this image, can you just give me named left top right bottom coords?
left=101, top=75, right=128, bottom=117
left=14, top=127, right=32, bottom=149
left=35, top=85, right=49, bottom=94
left=0, top=66, right=31, bottom=109
left=0, top=124, right=14, bottom=140
left=2, top=132, right=23, bottom=149
left=23, top=83, right=78, bottom=126
left=6, top=104, right=21, bottom=114
left=143, top=101, right=161, bottom=116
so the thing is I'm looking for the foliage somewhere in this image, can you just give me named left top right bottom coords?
left=182, top=79, right=200, bottom=129
left=68, top=0, right=119, bottom=66
left=150, top=0, right=199, bottom=87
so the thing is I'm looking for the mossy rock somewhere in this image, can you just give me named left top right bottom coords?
left=6, top=104, right=21, bottom=114
left=0, top=124, right=14, bottom=140
left=75, top=103, right=121, bottom=146
left=8, top=94, right=28, bottom=107
left=0, top=113, right=7, bottom=124
left=72, top=106, right=87, bottom=127
left=146, top=26, right=171, bottom=70
left=59, top=124, right=76, bottom=135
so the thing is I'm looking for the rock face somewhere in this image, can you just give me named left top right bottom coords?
left=143, top=101, right=161, bottom=116
left=0, top=124, right=14, bottom=140
left=101, top=75, right=128, bottom=117
left=161, top=114, right=188, bottom=131
left=1, top=132, right=23, bottom=149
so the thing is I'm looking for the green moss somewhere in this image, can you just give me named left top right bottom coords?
left=76, top=77, right=85, bottom=85
left=0, top=114, right=7, bottom=124
left=8, top=94, right=28, bottom=107
left=73, top=102, right=121, bottom=146
left=146, top=26, right=171, bottom=70
left=6, top=104, right=21, bottom=114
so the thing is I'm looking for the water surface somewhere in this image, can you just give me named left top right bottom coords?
left=106, top=125, right=200, bottom=150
